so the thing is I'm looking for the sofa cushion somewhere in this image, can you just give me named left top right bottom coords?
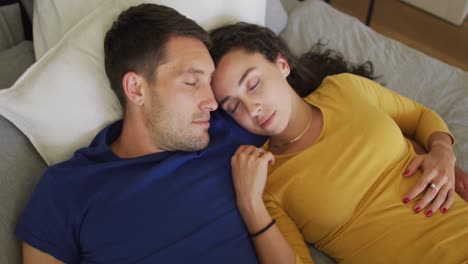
left=0, top=114, right=47, bottom=264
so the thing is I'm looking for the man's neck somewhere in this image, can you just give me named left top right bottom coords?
left=110, top=115, right=164, bottom=159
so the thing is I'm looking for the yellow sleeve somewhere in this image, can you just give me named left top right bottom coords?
left=264, top=192, right=315, bottom=264
left=332, top=73, right=455, bottom=150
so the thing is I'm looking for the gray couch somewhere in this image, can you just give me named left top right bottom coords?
left=0, top=1, right=45, bottom=263
left=0, top=115, right=46, bottom=263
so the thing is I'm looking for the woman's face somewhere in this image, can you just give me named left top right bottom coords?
left=211, top=49, right=292, bottom=136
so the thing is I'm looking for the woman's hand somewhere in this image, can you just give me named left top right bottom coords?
left=231, top=145, right=275, bottom=212
left=403, top=143, right=456, bottom=216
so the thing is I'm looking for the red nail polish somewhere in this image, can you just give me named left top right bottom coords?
left=403, top=170, right=409, bottom=176
left=414, top=207, right=421, bottom=213
left=403, top=197, right=410, bottom=204
left=426, top=210, right=433, bottom=217
left=441, top=208, right=447, bottom=213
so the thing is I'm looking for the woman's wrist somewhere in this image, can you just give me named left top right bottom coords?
left=428, top=132, right=453, bottom=151
left=237, top=198, right=273, bottom=234
left=428, top=140, right=456, bottom=167
left=237, top=196, right=265, bottom=217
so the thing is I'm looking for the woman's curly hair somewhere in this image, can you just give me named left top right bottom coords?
left=209, top=22, right=376, bottom=97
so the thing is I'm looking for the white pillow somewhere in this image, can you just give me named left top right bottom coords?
left=279, top=0, right=302, bottom=13
left=0, top=0, right=266, bottom=165
left=33, top=0, right=106, bottom=59
left=280, top=0, right=468, bottom=171
left=33, top=0, right=268, bottom=59
left=265, top=0, right=288, bottom=35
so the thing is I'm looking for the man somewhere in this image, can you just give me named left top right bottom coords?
left=15, top=4, right=263, bottom=263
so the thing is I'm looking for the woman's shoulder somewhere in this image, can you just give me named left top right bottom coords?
left=303, top=73, right=363, bottom=102
left=322, top=73, right=368, bottom=89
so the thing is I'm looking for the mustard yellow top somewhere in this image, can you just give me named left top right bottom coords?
left=263, top=74, right=468, bottom=264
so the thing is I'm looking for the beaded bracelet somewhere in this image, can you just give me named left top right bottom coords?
left=249, top=219, right=276, bottom=238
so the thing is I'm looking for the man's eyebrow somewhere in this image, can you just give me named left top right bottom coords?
left=180, top=68, right=210, bottom=76
left=238, top=67, right=256, bottom=87
left=187, top=68, right=204, bottom=74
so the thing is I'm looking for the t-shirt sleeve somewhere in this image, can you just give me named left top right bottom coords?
left=330, top=73, right=455, bottom=150
left=14, top=170, right=79, bottom=263
left=211, top=110, right=267, bottom=147
left=264, top=192, right=315, bottom=264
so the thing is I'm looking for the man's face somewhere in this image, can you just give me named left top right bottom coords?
left=143, top=36, right=217, bottom=152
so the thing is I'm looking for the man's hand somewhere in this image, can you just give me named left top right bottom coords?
left=455, top=166, right=468, bottom=202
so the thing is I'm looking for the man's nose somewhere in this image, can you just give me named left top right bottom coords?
left=200, top=83, right=218, bottom=112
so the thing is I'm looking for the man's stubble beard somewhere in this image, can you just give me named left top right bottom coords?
left=144, top=91, right=210, bottom=152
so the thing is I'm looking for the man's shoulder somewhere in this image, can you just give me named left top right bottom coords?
left=45, top=119, right=122, bottom=174
left=38, top=140, right=121, bottom=198
left=210, top=110, right=266, bottom=147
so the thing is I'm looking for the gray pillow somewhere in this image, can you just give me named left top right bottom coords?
left=0, top=114, right=47, bottom=264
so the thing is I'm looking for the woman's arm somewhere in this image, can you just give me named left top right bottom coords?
left=237, top=199, right=302, bottom=264
left=339, top=74, right=458, bottom=214
left=231, top=145, right=313, bottom=264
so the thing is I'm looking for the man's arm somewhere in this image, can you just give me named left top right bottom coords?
left=23, top=243, right=64, bottom=264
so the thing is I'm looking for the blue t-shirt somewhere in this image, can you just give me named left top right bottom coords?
left=15, top=111, right=265, bottom=263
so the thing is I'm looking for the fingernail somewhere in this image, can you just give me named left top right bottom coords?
left=426, top=210, right=433, bottom=217
left=414, top=207, right=421, bottom=213
left=403, top=197, right=410, bottom=204
left=403, top=170, right=410, bottom=176
left=441, top=208, right=447, bottom=213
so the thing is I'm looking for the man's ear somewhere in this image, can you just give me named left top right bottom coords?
left=122, top=72, right=145, bottom=106
left=275, top=53, right=291, bottom=78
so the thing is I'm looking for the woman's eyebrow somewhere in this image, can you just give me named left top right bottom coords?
left=238, top=67, right=256, bottom=87
left=218, top=67, right=256, bottom=108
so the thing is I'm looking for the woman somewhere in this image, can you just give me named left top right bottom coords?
left=209, top=23, right=468, bottom=264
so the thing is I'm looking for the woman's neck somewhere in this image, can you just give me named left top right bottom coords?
left=268, top=95, right=322, bottom=155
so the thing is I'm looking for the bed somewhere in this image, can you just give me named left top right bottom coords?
left=0, top=0, right=466, bottom=263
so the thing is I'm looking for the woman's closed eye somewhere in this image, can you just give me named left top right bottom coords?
left=249, top=80, right=260, bottom=91
left=229, top=102, right=240, bottom=114
left=185, top=81, right=198, bottom=87
left=227, top=80, right=259, bottom=114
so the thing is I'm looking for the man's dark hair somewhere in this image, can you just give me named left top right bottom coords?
left=104, top=4, right=210, bottom=108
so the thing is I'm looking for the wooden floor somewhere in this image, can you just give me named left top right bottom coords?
left=329, top=0, right=468, bottom=71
